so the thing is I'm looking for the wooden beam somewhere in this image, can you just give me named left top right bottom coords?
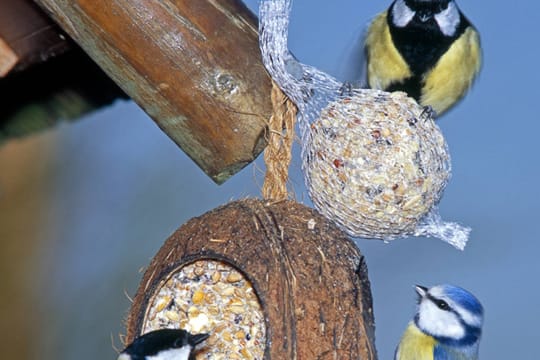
left=34, top=0, right=273, bottom=184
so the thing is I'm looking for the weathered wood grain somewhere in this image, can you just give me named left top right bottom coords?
left=34, top=0, right=273, bottom=183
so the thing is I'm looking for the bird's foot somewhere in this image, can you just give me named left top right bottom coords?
left=420, top=105, right=437, bottom=120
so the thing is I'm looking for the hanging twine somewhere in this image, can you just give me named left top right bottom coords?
left=262, top=81, right=297, bottom=201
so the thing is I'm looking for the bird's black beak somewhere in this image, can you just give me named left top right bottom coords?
left=189, top=333, right=210, bottom=347
left=416, top=11, right=433, bottom=23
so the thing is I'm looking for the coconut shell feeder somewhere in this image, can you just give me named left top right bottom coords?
left=125, top=199, right=376, bottom=359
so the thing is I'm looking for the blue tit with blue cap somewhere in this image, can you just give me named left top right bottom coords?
left=117, top=328, right=209, bottom=360
left=395, top=284, right=484, bottom=360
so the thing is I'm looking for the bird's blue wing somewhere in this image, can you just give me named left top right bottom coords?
left=434, top=345, right=452, bottom=360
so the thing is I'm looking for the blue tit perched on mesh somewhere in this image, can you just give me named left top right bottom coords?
left=365, top=0, right=482, bottom=116
left=118, top=329, right=209, bottom=360
left=395, top=284, right=484, bottom=360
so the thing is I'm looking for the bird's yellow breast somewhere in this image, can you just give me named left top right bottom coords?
left=366, top=11, right=482, bottom=115
left=395, top=323, right=437, bottom=360
left=366, top=11, right=412, bottom=90
left=421, top=27, right=482, bottom=115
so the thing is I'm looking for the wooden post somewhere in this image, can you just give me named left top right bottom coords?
left=34, top=0, right=273, bottom=184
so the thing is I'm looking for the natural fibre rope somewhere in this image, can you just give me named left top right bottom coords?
left=262, top=81, right=297, bottom=201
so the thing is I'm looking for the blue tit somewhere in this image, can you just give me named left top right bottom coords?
left=365, top=0, right=482, bottom=116
left=118, top=328, right=209, bottom=360
left=395, top=284, right=484, bottom=360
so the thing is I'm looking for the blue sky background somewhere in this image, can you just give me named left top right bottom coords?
left=1, top=1, right=539, bottom=359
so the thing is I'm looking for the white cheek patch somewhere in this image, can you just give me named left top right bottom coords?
left=391, top=0, right=415, bottom=27
left=148, top=346, right=192, bottom=360
left=435, top=2, right=461, bottom=36
left=417, top=300, right=465, bottom=339
left=455, top=306, right=483, bottom=328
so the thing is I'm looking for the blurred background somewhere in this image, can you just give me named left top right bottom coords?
left=1, top=0, right=538, bottom=359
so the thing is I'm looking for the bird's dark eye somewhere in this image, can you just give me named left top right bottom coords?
left=174, top=338, right=184, bottom=348
left=436, top=299, right=450, bottom=311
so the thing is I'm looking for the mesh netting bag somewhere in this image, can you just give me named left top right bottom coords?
left=259, top=0, right=470, bottom=249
